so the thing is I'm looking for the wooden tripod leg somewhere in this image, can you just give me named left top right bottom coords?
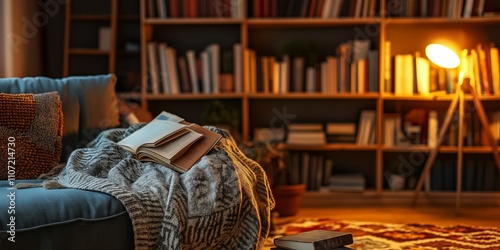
left=469, top=90, right=500, bottom=173
left=456, top=89, right=464, bottom=216
left=412, top=92, right=460, bottom=206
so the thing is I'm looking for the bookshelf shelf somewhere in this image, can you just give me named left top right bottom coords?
left=248, top=93, right=379, bottom=99
left=281, top=143, right=378, bottom=151
left=382, top=94, right=500, bottom=101
left=385, top=17, right=500, bottom=25
left=382, top=146, right=462, bottom=153
left=145, top=93, right=244, bottom=100
left=463, top=147, right=500, bottom=154
left=143, top=18, right=243, bottom=25
left=246, top=18, right=382, bottom=27
left=381, top=94, right=451, bottom=101
left=138, top=0, right=500, bottom=205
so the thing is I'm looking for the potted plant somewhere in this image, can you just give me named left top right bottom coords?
left=201, top=100, right=241, bottom=142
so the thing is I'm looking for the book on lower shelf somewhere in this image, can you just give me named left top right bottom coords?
left=356, top=110, right=376, bottom=145
left=118, top=111, right=222, bottom=173
left=273, top=229, right=354, bottom=250
left=326, top=122, right=357, bottom=143
left=321, top=173, right=366, bottom=193
left=286, top=123, right=326, bottom=145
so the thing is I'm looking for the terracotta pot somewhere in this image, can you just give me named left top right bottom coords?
left=272, top=184, right=306, bottom=217
left=220, top=73, right=234, bottom=93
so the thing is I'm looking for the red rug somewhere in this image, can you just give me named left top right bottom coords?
left=267, top=218, right=500, bottom=250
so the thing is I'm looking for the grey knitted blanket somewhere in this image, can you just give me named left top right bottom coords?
left=46, top=125, right=274, bottom=250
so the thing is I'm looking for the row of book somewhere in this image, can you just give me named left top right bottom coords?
left=146, top=0, right=499, bottom=19
left=428, top=159, right=500, bottom=191
left=384, top=41, right=500, bottom=96
left=388, top=0, right=499, bottom=18
left=384, top=108, right=500, bottom=147
left=285, top=151, right=366, bottom=191
left=146, top=42, right=244, bottom=95
left=246, top=40, right=379, bottom=94
left=288, top=153, right=499, bottom=192
left=146, top=0, right=243, bottom=18
left=146, top=39, right=379, bottom=95
left=251, top=0, right=379, bottom=18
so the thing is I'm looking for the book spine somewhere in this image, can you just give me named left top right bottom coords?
left=314, top=234, right=354, bottom=249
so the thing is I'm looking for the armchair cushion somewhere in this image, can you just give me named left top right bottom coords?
left=0, top=74, right=119, bottom=161
left=0, top=92, right=63, bottom=180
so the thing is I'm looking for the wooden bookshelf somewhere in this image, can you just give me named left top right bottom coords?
left=138, top=0, right=500, bottom=205
left=64, top=0, right=141, bottom=93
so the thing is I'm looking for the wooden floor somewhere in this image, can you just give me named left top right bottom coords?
left=278, top=205, right=500, bottom=228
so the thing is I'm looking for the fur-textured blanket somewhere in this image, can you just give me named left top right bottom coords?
left=44, top=125, right=275, bottom=250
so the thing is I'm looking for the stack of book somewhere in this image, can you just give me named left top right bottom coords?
left=286, top=123, right=326, bottom=145
left=117, top=111, right=221, bottom=173
left=325, top=122, right=357, bottom=143
left=321, top=173, right=366, bottom=193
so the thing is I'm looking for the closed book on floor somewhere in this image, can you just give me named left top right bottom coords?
left=274, top=229, right=353, bottom=250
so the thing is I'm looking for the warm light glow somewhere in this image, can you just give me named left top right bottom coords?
left=425, top=44, right=460, bottom=69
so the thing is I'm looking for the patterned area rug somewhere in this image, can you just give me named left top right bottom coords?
left=266, top=218, right=500, bottom=250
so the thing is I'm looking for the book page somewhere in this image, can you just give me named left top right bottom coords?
left=117, top=120, right=187, bottom=153
left=138, top=128, right=203, bottom=163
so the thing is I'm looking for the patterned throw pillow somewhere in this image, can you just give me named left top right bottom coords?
left=0, top=92, right=63, bottom=180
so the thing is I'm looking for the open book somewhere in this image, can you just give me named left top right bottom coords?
left=118, top=111, right=222, bottom=173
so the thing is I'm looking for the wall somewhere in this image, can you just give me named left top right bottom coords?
left=0, top=0, right=43, bottom=77
left=0, top=0, right=11, bottom=77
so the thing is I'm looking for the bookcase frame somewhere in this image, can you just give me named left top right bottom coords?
left=139, top=0, right=500, bottom=206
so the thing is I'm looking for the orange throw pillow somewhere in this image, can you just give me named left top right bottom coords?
left=0, top=92, right=63, bottom=180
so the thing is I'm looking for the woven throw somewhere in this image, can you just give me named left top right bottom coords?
left=45, top=124, right=274, bottom=249
left=0, top=92, right=63, bottom=180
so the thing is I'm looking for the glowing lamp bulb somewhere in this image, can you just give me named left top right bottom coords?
left=425, top=44, right=460, bottom=69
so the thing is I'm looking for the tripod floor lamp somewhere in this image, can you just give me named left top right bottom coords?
left=412, top=44, right=500, bottom=215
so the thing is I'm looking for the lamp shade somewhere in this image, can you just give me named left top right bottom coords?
left=425, top=44, right=460, bottom=69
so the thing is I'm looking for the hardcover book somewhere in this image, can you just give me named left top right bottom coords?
left=274, top=229, right=353, bottom=250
